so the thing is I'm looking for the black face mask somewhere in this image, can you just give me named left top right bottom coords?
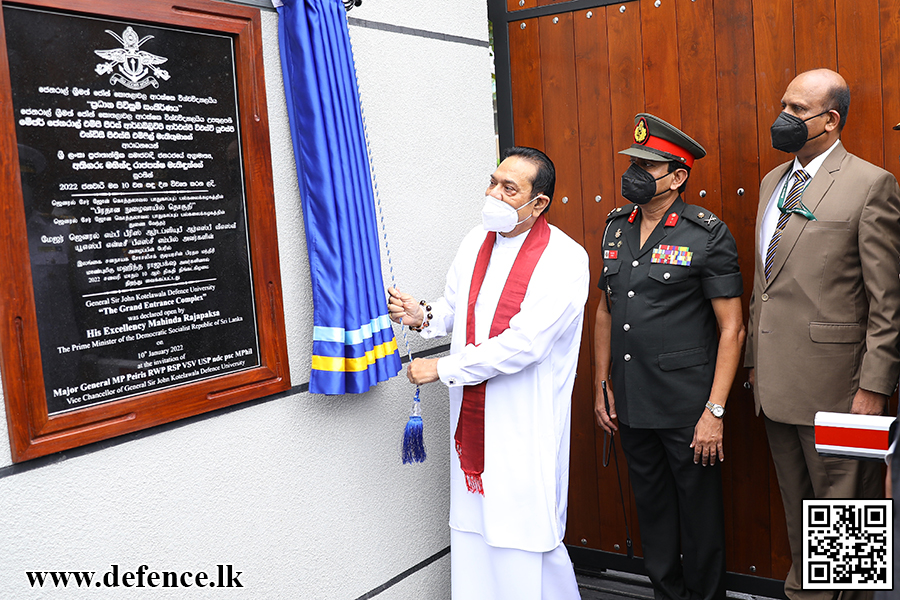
left=621, top=163, right=673, bottom=205
left=770, top=111, right=830, bottom=153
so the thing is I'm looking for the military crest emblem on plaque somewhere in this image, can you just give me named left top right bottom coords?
left=94, top=26, right=170, bottom=90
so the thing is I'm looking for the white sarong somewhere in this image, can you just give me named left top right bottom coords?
left=450, top=529, right=580, bottom=600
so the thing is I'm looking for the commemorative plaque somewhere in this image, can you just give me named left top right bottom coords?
left=0, top=0, right=289, bottom=461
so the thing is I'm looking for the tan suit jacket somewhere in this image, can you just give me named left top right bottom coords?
left=745, top=142, right=900, bottom=425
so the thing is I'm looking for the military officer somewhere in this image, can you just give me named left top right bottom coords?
left=593, top=114, right=745, bottom=600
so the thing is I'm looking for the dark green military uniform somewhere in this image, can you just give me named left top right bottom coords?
left=598, top=196, right=742, bottom=600
left=597, top=196, right=743, bottom=428
left=599, top=112, right=744, bottom=600
left=597, top=111, right=744, bottom=600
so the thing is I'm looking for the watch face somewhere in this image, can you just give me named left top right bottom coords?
left=712, top=405, right=724, bottom=417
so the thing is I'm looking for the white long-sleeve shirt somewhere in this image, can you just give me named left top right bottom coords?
left=421, top=223, right=590, bottom=552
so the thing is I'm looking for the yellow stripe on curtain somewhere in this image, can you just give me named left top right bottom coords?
left=311, top=339, right=399, bottom=373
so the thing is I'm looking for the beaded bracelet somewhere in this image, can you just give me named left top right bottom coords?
left=409, top=299, right=433, bottom=332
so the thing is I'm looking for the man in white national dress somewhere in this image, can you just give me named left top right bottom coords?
left=388, top=146, right=590, bottom=600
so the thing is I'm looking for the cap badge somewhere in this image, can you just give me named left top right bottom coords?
left=634, top=117, right=649, bottom=145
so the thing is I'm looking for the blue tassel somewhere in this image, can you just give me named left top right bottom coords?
left=402, top=388, right=426, bottom=464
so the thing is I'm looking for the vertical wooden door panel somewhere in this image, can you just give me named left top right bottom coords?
left=564, top=327, right=604, bottom=551
left=880, top=0, right=900, bottom=182
left=836, top=0, right=883, bottom=166
left=606, top=2, right=645, bottom=208
left=676, top=0, right=722, bottom=215
left=509, top=18, right=544, bottom=149
left=793, top=0, right=837, bottom=73
left=753, top=0, right=795, bottom=179
left=574, top=8, right=617, bottom=236
left=539, top=12, right=583, bottom=243
left=639, top=0, right=681, bottom=125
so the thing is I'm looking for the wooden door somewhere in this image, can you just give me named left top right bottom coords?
left=490, top=0, right=900, bottom=585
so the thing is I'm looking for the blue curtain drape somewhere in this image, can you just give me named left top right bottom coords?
left=276, top=0, right=401, bottom=394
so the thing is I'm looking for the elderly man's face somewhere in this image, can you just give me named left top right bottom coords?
left=780, top=73, right=838, bottom=137
left=782, top=81, right=827, bottom=121
left=486, top=156, right=539, bottom=211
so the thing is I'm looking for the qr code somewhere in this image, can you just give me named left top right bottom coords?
left=803, top=499, right=892, bottom=589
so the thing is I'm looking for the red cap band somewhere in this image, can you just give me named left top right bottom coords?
left=642, top=135, right=694, bottom=168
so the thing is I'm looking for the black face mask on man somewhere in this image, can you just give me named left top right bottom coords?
left=770, top=111, right=830, bottom=154
left=621, top=163, right=674, bottom=205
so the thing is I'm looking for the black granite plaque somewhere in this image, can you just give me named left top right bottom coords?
left=4, top=5, right=261, bottom=414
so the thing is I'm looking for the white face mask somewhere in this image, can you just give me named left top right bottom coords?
left=481, top=195, right=538, bottom=233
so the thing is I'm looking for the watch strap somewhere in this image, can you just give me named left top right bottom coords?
left=705, top=401, right=725, bottom=418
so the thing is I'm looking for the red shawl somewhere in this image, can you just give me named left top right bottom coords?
left=455, top=215, right=551, bottom=495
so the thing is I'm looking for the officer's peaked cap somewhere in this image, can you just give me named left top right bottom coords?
left=619, top=113, right=706, bottom=168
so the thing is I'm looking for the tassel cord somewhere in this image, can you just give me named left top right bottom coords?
left=345, top=9, right=413, bottom=370
left=346, top=14, right=424, bottom=462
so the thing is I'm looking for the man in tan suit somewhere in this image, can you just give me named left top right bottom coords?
left=746, top=69, right=900, bottom=599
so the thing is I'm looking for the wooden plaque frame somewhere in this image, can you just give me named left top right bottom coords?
left=0, top=0, right=290, bottom=462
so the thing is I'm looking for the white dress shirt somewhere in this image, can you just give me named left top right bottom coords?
left=760, top=139, right=841, bottom=260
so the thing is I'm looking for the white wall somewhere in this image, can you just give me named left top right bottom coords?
left=0, top=1, right=496, bottom=598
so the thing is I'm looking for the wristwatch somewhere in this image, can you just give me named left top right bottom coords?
left=705, top=401, right=725, bottom=418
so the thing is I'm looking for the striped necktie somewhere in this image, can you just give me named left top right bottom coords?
left=764, top=169, right=810, bottom=281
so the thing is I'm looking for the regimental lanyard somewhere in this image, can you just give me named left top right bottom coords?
left=776, top=172, right=817, bottom=221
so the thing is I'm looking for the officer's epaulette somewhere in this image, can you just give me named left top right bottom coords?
left=681, top=204, right=722, bottom=230
left=606, top=205, right=635, bottom=222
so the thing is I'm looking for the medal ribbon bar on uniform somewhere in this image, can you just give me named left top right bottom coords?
left=651, top=244, right=692, bottom=266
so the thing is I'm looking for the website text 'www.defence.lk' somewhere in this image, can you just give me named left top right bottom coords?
left=26, top=564, right=243, bottom=589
